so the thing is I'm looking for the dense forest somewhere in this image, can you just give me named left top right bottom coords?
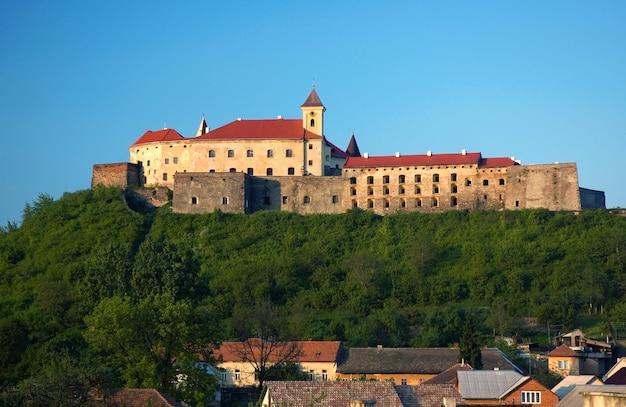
left=1, top=186, right=626, bottom=405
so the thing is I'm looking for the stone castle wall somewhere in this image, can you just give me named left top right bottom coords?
left=91, top=163, right=140, bottom=188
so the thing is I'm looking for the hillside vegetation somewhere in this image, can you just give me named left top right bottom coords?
left=1, top=186, right=626, bottom=404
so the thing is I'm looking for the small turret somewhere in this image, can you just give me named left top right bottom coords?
left=301, top=87, right=325, bottom=137
left=196, top=116, right=208, bottom=137
left=346, top=133, right=362, bottom=157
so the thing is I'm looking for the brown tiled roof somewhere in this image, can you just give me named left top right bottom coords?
left=215, top=340, right=343, bottom=363
left=421, top=363, right=472, bottom=385
left=343, top=152, right=483, bottom=169
left=326, top=139, right=349, bottom=159
left=130, top=128, right=185, bottom=147
left=345, top=134, right=361, bottom=157
left=301, top=88, right=325, bottom=108
left=337, top=348, right=522, bottom=375
left=196, top=118, right=322, bottom=141
left=395, top=384, right=466, bottom=407
left=101, top=389, right=183, bottom=407
left=548, top=343, right=579, bottom=357
left=262, top=381, right=404, bottom=407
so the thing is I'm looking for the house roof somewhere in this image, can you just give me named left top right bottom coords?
left=326, top=139, right=350, bottom=159
left=100, top=389, right=183, bottom=407
left=262, top=381, right=404, bottom=407
left=343, top=152, right=483, bottom=169
left=196, top=118, right=323, bottom=141
left=457, top=370, right=527, bottom=400
left=479, top=157, right=518, bottom=167
left=130, top=128, right=186, bottom=147
left=336, top=348, right=522, bottom=375
left=345, top=134, right=361, bottom=157
left=604, top=358, right=626, bottom=381
left=301, top=88, right=325, bottom=108
left=548, top=343, right=579, bottom=357
left=604, top=368, right=626, bottom=385
left=395, top=384, right=466, bottom=407
left=215, top=340, right=343, bottom=363
left=552, top=375, right=602, bottom=398
left=421, top=363, right=472, bottom=385
left=556, top=385, right=626, bottom=407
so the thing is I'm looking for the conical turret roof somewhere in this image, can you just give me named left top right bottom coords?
left=346, top=133, right=362, bottom=157
left=301, top=88, right=324, bottom=108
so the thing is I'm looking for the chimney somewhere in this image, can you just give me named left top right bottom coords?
left=461, top=149, right=466, bottom=155
left=395, top=152, right=400, bottom=157
left=364, top=152, right=369, bottom=158
left=427, top=150, right=432, bottom=156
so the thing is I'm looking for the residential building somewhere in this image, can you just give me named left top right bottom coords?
left=548, top=329, right=615, bottom=377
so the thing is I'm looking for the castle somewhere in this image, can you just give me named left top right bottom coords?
left=92, top=88, right=605, bottom=215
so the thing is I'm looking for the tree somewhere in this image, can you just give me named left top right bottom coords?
left=458, top=313, right=483, bottom=369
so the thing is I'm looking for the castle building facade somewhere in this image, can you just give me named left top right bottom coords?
left=92, top=88, right=605, bottom=215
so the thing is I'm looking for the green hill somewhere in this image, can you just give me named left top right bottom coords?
left=2, top=186, right=626, bottom=404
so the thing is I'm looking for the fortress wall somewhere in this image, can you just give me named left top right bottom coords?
left=505, top=163, right=581, bottom=211
left=91, top=163, right=140, bottom=188
left=172, top=172, right=249, bottom=214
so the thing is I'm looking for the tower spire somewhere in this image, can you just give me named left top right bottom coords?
left=196, top=115, right=208, bottom=137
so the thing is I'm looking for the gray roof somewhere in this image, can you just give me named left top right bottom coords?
left=395, top=384, right=466, bottom=407
left=557, top=384, right=626, bottom=407
left=337, top=347, right=523, bottom=375
left=551, top=375, right=601, bottom=398
left=457, top=370, right=526, bottom=399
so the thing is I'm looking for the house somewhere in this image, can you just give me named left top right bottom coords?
left=548, top=329, right=615, bottom=377
left=335, top=347, right=523, bottom=385
left=551, top=375, right=602, bottom=399
left=457, top=370, right=559, bottom=406
left=555, top=384, right=626, bottom=407
left=212, top=339, right=343, bottom=387
left=92, top=388, right=183, bottom=407
left=260, top=381, right=405, bottom=407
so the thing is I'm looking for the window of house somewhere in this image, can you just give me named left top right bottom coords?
left=234, top=370, right=240, bottom=381
left=451, top=173, right=457, bottom=181
left=367, top=176, right=374, bottom=184
left=368, top=187, right=374, bottom=196
left=399, top=186, right=405, bottom=194
left=452, top=184, right=458, bottom=193
left=433, top=174, right=439, bottom=182
left=521, top=391, right=541, bottom=404
left=288, top=167, right=295, bottom=175
left=350, top=177, right=357, bottom=184
left=222, top=197, right=228, bottom=205
left=282, top=196, right=288, bottom=205
left=209, top=150, right=215, bottom=157
left=483, top=179, right=489, bottom=186
left=415, top=186, right=421, bottom=194
left=162, top=173, right=168, bottom=181
left=221, top=372, right=227, bottom=381
left=267, top=149, right=273, bottom=157
left=191, top=197, right=198, bottom=205
left=164, top=158, right=169, bottom=164
left=310, top=119, right=315, bottom=127
left=433, top=185, right=439, bottom=194
left=499, top=178, right=505, bottom=185
left=247, top=150, right=253, bottom=157
left=416, top=198, right=422, bottom=207
left=263, top=197, right=270, bottom=205
left=229, top=168, right=236, bottom=173
left=432, top=197, right=438, bottom=207
left=451, top=196, right=458, bottom=206
left=308, top=370, right=315, bottom=381
left=466, top=179, right=472, bottom=187
left=266, top=168, right=273, bottom=176
left=247, top=168, right=254, bottom=175
left=352, top=200, right=358, bottom=208
left=415, top=174, right=421, bottom=183
left=309, top=144, right=313, bottom=150
left=399, top=175, right=405, bottom=183
left=304, top=196, right=310, bottom=204
left=147, top=160, right=151, bottom=166
left=401, top=199, right=406, bottom=208
left=173, top=157, right=178, bottom=164
left=368, top=199, right=374, bottom=209
left=308, top=160, right=313, bottom=166
left=228, top=150, right=234, bottom=158
left=384, top=199, right=390, bottom=208
left=332, top=195, right=338, bottom=204
left=351, top=187, right=357, bottom=196
left=558, top=360, right=569, bottom=369
left=322, top=370, right=328, bottom=381
left=286, top=149, right=293, bottom=157
left=383, top=175, right=390, bottom=184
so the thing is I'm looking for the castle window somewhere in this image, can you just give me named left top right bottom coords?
left=433, top=174, right=439, bottom=182
left=451, top=184, right=458, bottom=193
left=267, top=149, right=273, bottom=158
left=433, top=185, right=439, bottom=194
left=162, top=173, right=167, bottom=181
left=351, top=187, right=357, bottom=196
left=416, top=198, right=422, bottom=207
left=247, top=150, right=254, bottom=157
left=367, top=199, right=374, bottom=209
left=222, top=197, right=229, bottom=205
left=499, top=178, right=505, bottom=185
left=310, top=118, right=315, bottom=127
left=332, top=196, right=338, bottom=204
left=164, top=158, right=169, bottom=164
left=191, top=197, right=198, bottom=205
left=515, top=200, right=520, bottom=207
left=383, top=175, right=390, bottom=184
left=415, top=186, right=421, bottom=194
left=368, top=187, right=374, bottom=196
left=352, top=200, right=358, bottom=208
left=484, top=195, right=488, bottom=200
left=384, top=199, right=390, bottom=208
left=228, top=150, right=234, bottom=158
left=399, top=186, right=405, bottom=195
left=147, top=160, right=150, bottom=166
left=367, top=176, right=374, bottom=185
left=209, top=169, right=215, bottom=173
left=308, top=160, right=313, bottom=166
left=282, top=196, right=288, bottom=205
left=304, top=196, right=311, bottom=204
left=247, top=168, right=254, bottom=175
left=286, top=149, right=293, bottom=157
left=266, top=168, right=273, bottom=176
left=288, top=167, right=295, bottom=175
left=229, top=168, right=236, bottom=173
left=483, top=179, right=489, bottom=186
left=309, top=144, right=313, bottom=150
left=399, top=175, right=405, bottom=183
left=383, top=186, right=390, bottom=195
left=209, top=150, right=215, bottom=157
left=432, top=197, right=439, bottom=207
left=173, top=157, right=178, bottom=164
left=451, top=173, right=457, bottom=182
left=415, top=174, right=421, bottom=182
left=401, top=199, right=406, bottom=208
left=263, top=197, right=270, bottom=205
left=451, top=196, right=458, bottom=206
left=466, top=179, right=472, bottom=187
left=350, top=177, right=357, bottom=184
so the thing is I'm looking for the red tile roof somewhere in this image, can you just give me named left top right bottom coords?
left=343, top=152, right=483, bottom=168
left=215, top=340, right=342, bottom=363
left=196, top=119, right=322, bottom=141
left=548, top=344, right=579, bottom=357
left=326, top=139, right=349, bottom=159
left=102, top=389, right=183, bottom=407
left=130, top=128, right=185, bottom=147
left=479, top=157, right=518, bottom=167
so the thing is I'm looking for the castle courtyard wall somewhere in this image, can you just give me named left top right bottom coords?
left=91, top=163, right=140, bottom=188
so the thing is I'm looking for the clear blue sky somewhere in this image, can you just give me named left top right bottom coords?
left=1, top=1, right=625, bottom=226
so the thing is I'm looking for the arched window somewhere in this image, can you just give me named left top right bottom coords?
left=367, top=199, right=374, bottom=209
left=433, top=185, right=439, bottom=194
left=368, top=187, right=374, bottom=196
left=229, top=168, right=236, bottom=173
left=416, top=198, right=422, bottom=207
left=352, top=200, right=358, bottom=208
left=267, top=149, right=273, bottom=157
left=383, top=186, right=390, bottom=195
left=432, top=197, right=439, bottom=207
left=222, top=197, right=229, bottom=205
left=351, top=187, right=357, bottom=196
left=499, top=179, right=505, bottom=185
left=451, top=196, right=458, bottom=206
left=384, top=199, right=390, bottom=208
left=400, top=199, right=406, bottom=208
left=310, top=118, right=315, bottom=127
